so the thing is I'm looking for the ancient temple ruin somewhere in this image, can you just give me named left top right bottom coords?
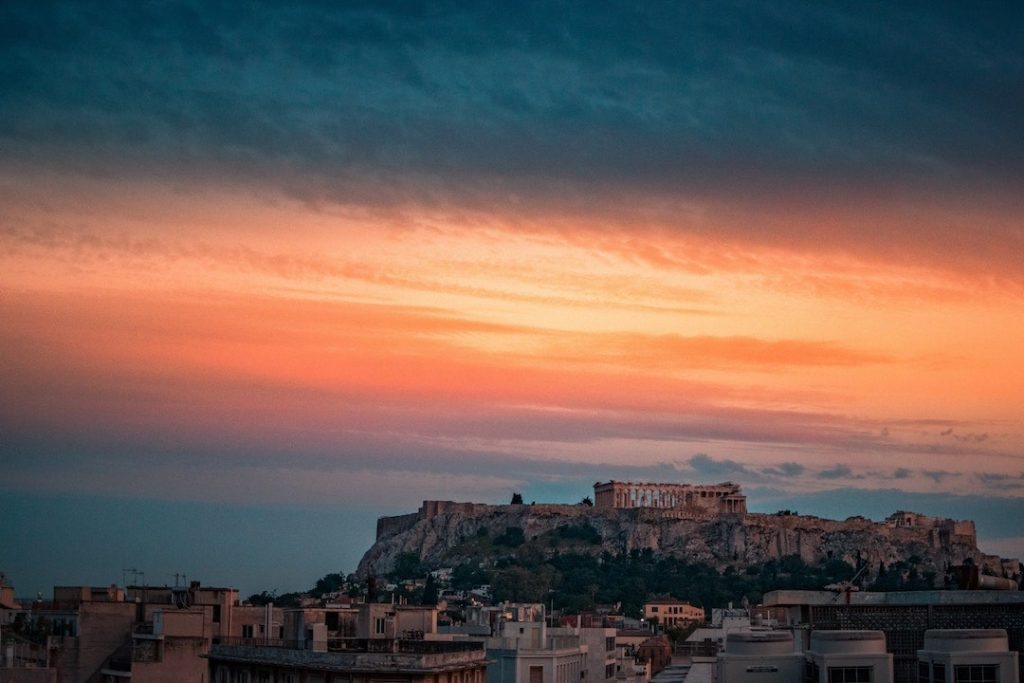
left=593, top=480, right=747, bottom=514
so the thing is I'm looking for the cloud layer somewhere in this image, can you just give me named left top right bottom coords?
left=1, top=1, right=1022, bottom=593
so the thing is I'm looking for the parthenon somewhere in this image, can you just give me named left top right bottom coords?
left=593, top=480, right=747, bottom=514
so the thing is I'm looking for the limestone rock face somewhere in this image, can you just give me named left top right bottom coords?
left=356, top=503, right=1004, bottom=582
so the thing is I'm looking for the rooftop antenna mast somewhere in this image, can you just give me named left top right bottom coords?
left=827, top=563, right=869, bottom=604
left=122, top=568, right=145, bottom=590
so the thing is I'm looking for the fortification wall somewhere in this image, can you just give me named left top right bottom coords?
left=953, top=520, right=977, bottom=538
left=419, top=501, right=495, bottom=519
left=375, top=513, right=420, bottom=540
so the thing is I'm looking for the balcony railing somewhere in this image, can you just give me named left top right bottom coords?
left=213, top=637, right=483, bottom=655
left=215, top=637, right=303, bottom=649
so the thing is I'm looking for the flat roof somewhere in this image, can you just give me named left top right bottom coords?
left=763, top=590, right=1024, bottom=607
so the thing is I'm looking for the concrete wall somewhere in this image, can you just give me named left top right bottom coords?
left=396, top=607, right=438, bottom=637
left=231, top=604, right=282, bottom=640
left=154, top=609, right=207, bottom=638
left=133, top=637, right=208, bottom=683
left=50, top=601, right=135, bottom=683
left=552, top=627, right=616, bottom=683
left=487, top=647, right=586, bottom=683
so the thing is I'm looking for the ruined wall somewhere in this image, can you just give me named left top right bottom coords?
left=376, top=502, right=584, bottom=540
left=593, top=481, right=746, bottom=514
left=419, top=501, right=494, bottom=519
left=376, top=513, right=420, bottom=540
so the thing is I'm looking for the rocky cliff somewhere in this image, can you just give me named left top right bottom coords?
left=357, top=501, right=1012, bottom=582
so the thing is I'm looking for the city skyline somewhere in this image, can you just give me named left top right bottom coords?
left=2, top=2, right=1023, bottom=595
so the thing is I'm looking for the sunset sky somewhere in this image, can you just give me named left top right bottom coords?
left=2, top=2, right=1023, bottom=596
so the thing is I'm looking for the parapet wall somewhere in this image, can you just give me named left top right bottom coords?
left=885, top=512, right=977, bottom=544
left=419, top=501, right=495, bottom=519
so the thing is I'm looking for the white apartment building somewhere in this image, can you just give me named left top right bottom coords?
left=715, top=631, right=804, bottom=683
left=804, top=630, right=893, bottom=683
left=917, top=630, right=1019, bottom=683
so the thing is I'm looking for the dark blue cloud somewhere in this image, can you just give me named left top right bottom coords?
left=761, top=462, right=805, bottom=477
left=923, top=469, right=961, bottom=483
left=818, top=464, right=860, bottom=480
left=688, top=453, right=752, bottom=478
left=1, top=1, right=1021, bottom=196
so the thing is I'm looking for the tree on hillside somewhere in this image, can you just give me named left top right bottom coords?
left=494, top=526, right=526, bottom=547
left=511, top=492, right=524, bottom=505
left=422, top=574, right=439, bottom=605
left=313, top=572, right=346, bottom=597
left=392, top=552, right=424, bottom=580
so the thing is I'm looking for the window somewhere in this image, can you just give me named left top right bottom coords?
left=828, top=667, right=872, bottom=683
left=530, top=666, right=543, bottom=683
left=954, top=665, right=997, bottom=683
left=650, top=606, right=658, bottom=613
left=606, top=637, right=615, bottom=652
left=606, top=664, right=616, bottom=679
left=934, top=664, right=945, bottom=683
left=241, top=625, right=254, bottom=638
left=375, top=617, right=386, bottom=635
left=920, top=663, right=931, bottom=683
left=213, top=605, right=221, bottom=623
left=804, top=659, right=820, bottom=683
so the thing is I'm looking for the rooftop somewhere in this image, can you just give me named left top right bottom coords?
left=763, top=590, right=1024, bottom=607
left=208, top=639, right=487, bottom=673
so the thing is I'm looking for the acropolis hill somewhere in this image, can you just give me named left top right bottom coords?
left=358, top=480, right=1018, bottom=582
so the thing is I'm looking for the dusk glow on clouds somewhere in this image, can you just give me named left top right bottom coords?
left=2, top=1, right=1023, bottom=593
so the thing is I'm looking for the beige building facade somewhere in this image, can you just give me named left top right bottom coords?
left=0, top=580, right=284, bottom=683
left=642, top=600, right=704, bottom=627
